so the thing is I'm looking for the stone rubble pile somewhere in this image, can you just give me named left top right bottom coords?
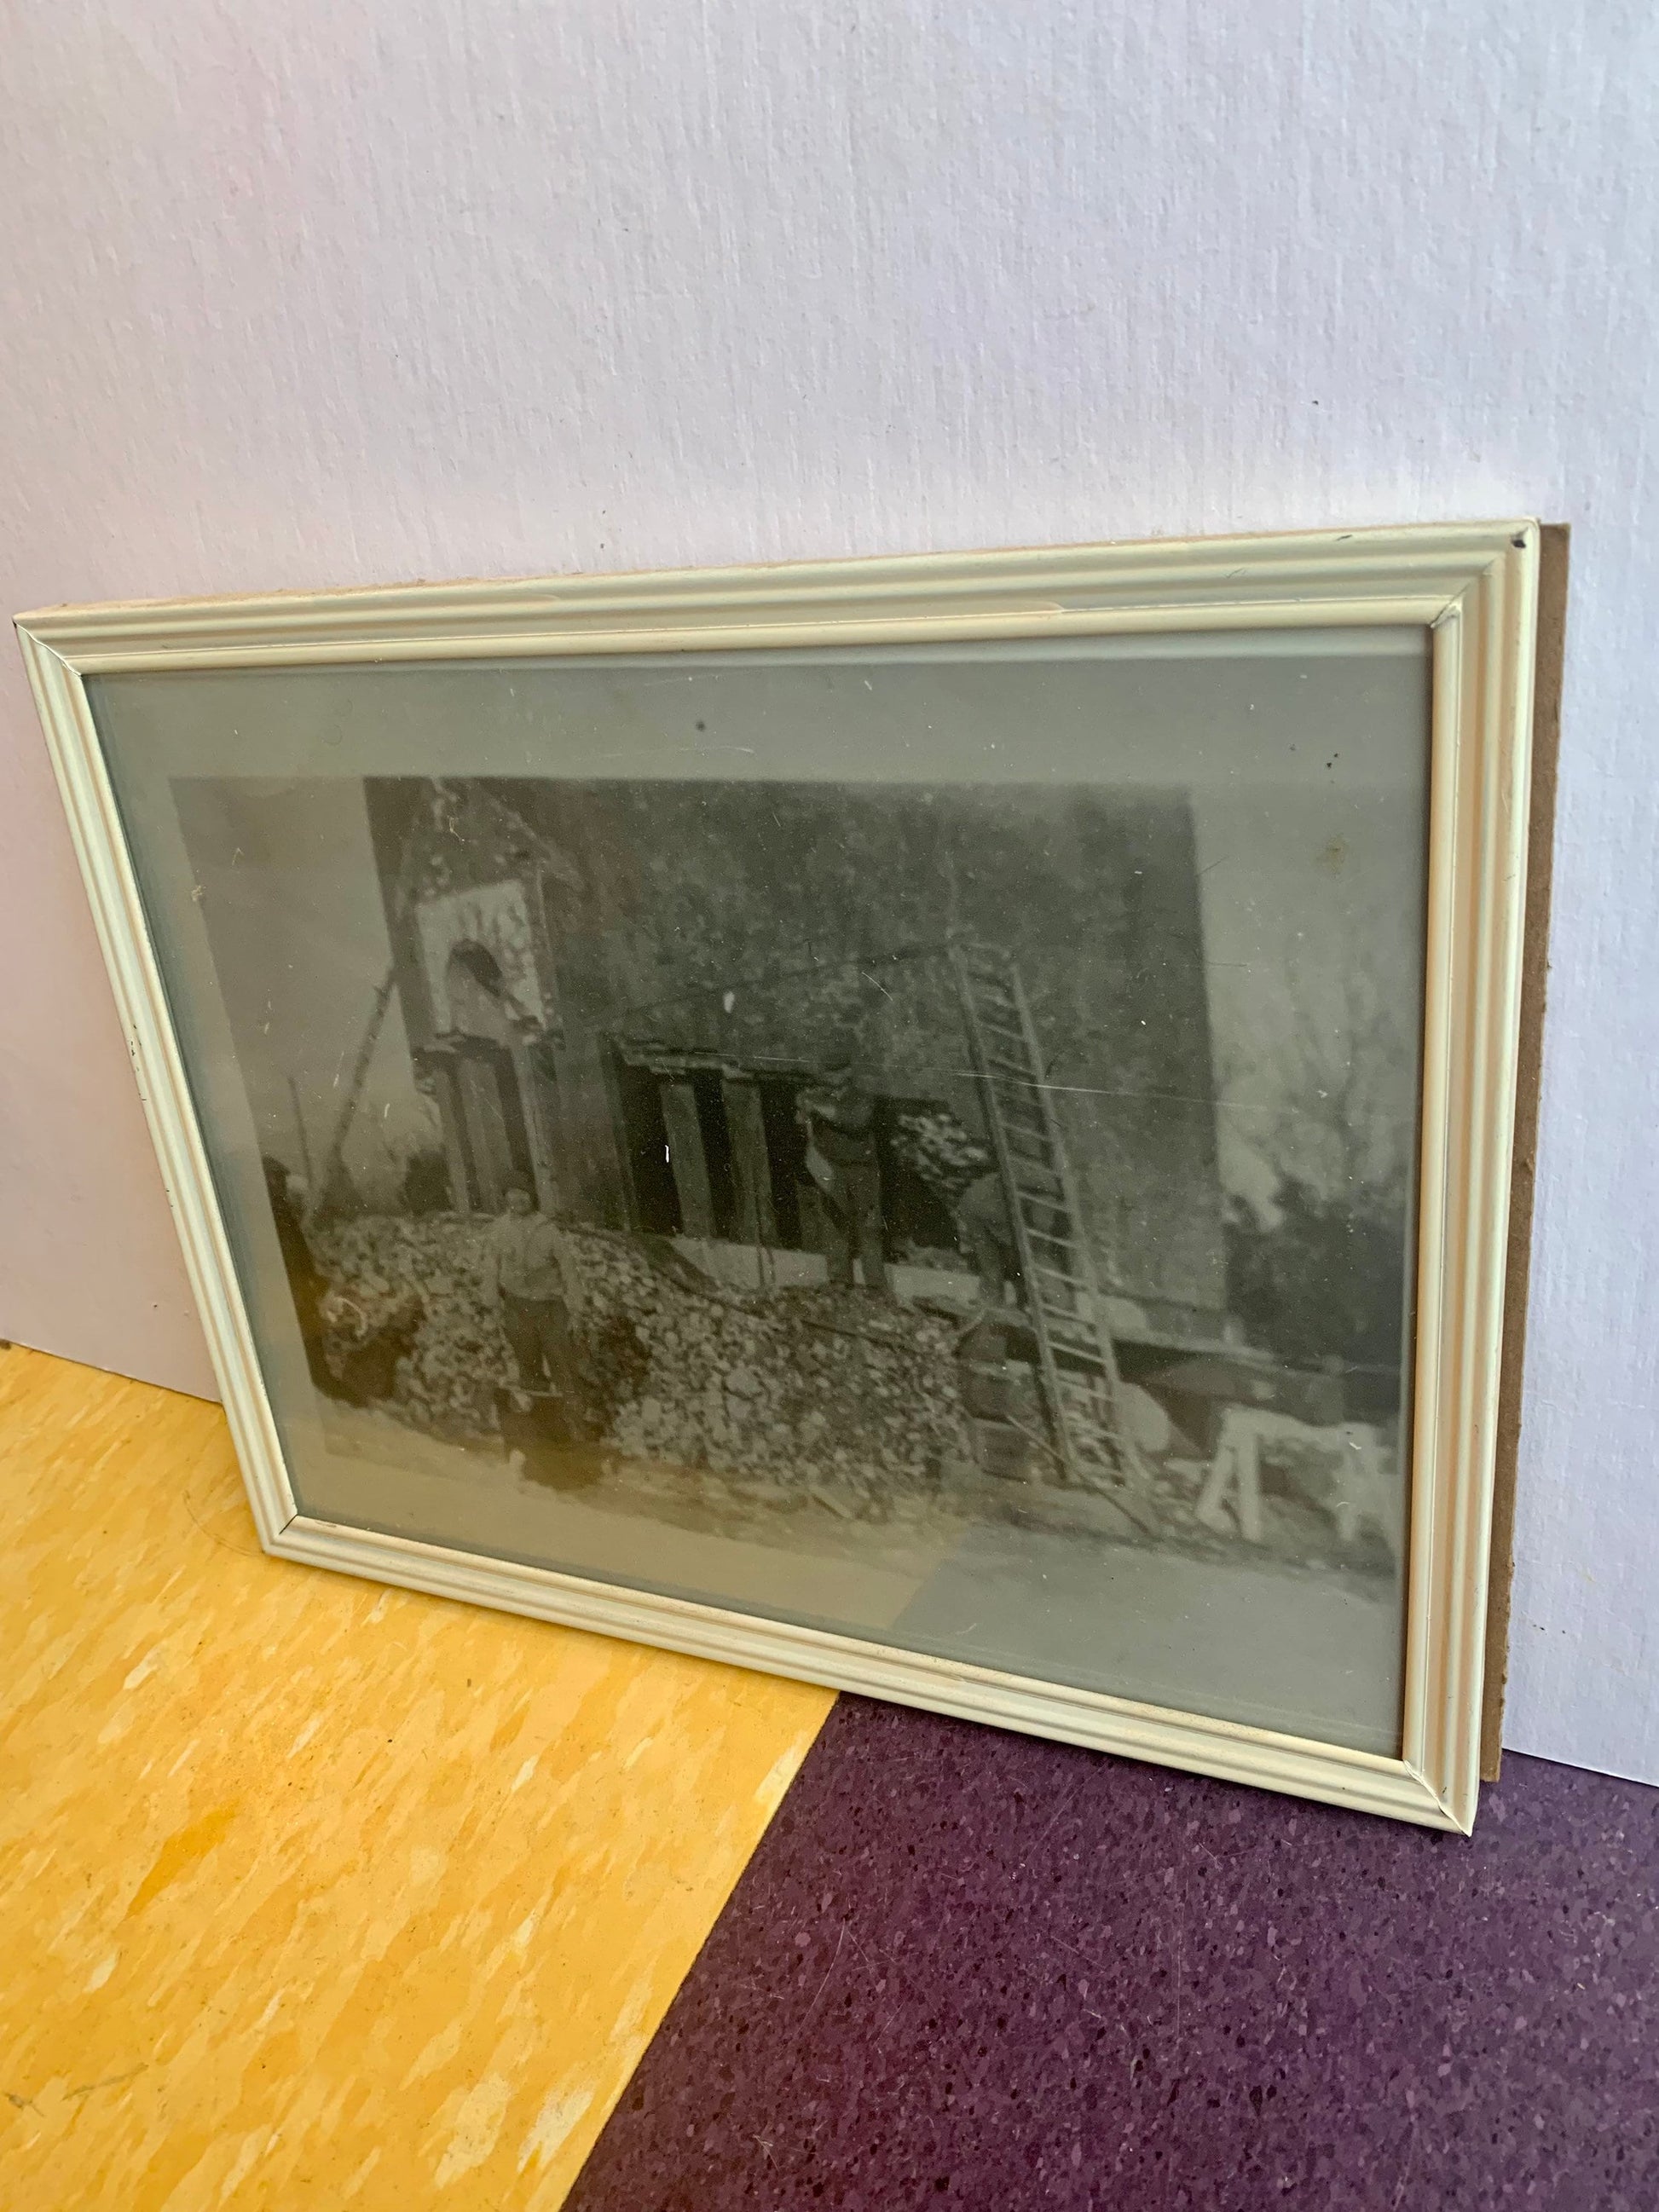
left=315, top=1213, right=976, bottom=1493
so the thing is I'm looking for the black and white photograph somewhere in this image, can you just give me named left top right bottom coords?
left=98, top=634, right=1428, bottom=1753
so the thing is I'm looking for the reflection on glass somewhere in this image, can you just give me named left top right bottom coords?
left=93, top=636, right=1428, bottom=1755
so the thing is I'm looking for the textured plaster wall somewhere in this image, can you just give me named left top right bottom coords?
left=1, top=3, right=1655, bottom=1778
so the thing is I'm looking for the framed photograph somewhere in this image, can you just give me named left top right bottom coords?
left=18, top=523, right=1538, bottom=1830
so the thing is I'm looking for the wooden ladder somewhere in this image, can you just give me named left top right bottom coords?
left=948, top=939, right=1153, bottom=1516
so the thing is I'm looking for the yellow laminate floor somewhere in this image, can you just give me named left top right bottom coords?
left=0, top=1345, right=834, bottom=2209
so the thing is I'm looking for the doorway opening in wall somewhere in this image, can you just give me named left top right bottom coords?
left=449, top=1044, right=534, bottom=1213
left=611, top=1046, right=814, bottom=1248
left=433, top=941, right=537, bottom=1213
left=610, top=1042, right=963, bottom=1268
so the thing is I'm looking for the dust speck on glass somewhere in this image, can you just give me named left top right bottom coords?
left=91, top=632, right=1428, bottom=1755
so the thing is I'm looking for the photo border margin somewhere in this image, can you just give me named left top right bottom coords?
left=15, top=519, right=1540, bottom=1833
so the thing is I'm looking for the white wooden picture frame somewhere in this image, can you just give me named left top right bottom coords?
left=16, top=522, right=1538, bottom=1831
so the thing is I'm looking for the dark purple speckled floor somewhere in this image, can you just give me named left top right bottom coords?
left=568, top=1699, right=1658, bottom=2211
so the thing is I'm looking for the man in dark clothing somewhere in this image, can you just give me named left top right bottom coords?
left=495, top=1381, right=599, bottom=1490
left=797, top=1064, right=890, bottom=1295
left=485, top=1181, right=587, bottom=1408
left=955, top=1166, right=1021, bottom=1310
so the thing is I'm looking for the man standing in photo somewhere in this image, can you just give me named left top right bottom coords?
left=955, top=1164, right=1021, bottom=1313
left=486, top=1181, right=587, bottom=1411
left=797, top=1059, right=891, bottom=1296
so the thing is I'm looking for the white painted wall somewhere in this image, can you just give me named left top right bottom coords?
left=2, top=1, right=1654, bottom=1780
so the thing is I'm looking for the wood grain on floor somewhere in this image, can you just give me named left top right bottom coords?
left=0, top=1345, right=833, bottom=2210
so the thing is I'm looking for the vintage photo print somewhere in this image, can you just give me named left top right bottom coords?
left=94, top=633, right=1428, bottom=1754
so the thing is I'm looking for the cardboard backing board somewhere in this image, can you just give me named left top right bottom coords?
left=1480, top=521, right=1569, bottom=1781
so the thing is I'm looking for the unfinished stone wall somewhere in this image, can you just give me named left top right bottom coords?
left=315, top=1212, right=976, bottom=1494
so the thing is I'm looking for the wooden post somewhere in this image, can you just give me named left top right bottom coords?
left=660, top=1077, right=716, bottom=1239
left=426, top=1053, right=475, bottom=1216
left=722, top=1076, right=777, bottom=1250
left=511, top=1038, right=560, bottom=1216
left=1235, top=1418, right=1264, bottom=1544
left=304, top=962, right=396, bottom=1230
left=287, top=1076, right=315, bottom=1187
